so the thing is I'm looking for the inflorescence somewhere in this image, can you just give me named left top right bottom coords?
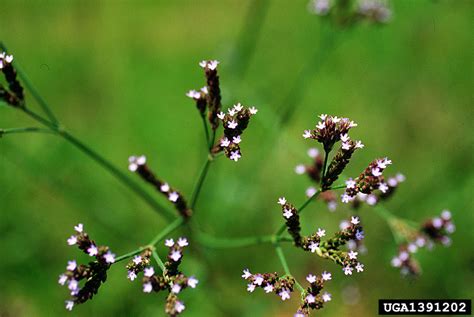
left=59, top=224, right=116, bottom=311
left=0, top=52, right=24, bottom=107
left=308, top=0, right=392, bottom=25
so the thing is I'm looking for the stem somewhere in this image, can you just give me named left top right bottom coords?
left=321, top=149, right=329, bottom=182
left=0, top=127, right=54, bottom=136
left=19, top=107, right=176, bottom=221
left=1, top=42, right=59, bottom=125
left=209, top=129, right=216, bottom=151
left=190, top=155, right=213, bottom=210
left=275, top=244, right=304, bottom=292
left=147, top=218, right=185, bottom=246
left=197, top=232, right=275, bottom=249
left=152, top=250, right=165, bottom=271
left=115, top=247, right=146, bottom=263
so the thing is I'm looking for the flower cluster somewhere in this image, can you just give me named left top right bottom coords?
left=341, top=157, right=392, bottom=203
left=241, top=269, right=296, bottom=301
left=295, top=272, right=332, bottom=316
left=140, top=238, right=198, bottom=316
left=213, top=103, right=258, bottom=162
left=350, top=173, right=405, bottom=208
left=308, top=0, right=392, bottom=25
left=128, top=155, right=192, bottom=218
left=391, top=210, right=455, bottom=276
left=200, top=59, right=221, bottom=130
left=58, top=224, right=116, bottom=311
left=126, top=249, right=152, bottom=281
left=0, top=52, right=24, bottom=107
left=318, top=217, right=365, bottom=275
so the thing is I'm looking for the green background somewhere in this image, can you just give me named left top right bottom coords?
left=0, top=1, right=472, bottom=316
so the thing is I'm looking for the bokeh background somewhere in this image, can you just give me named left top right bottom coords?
left=0, top=1, right=473, bottom=316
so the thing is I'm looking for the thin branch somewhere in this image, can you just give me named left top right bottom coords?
left=190, top=155, right=213, bottom=210
left=275, top=244, right=304, bottom=292
left=147, top=218, right=185, bottom=246
left=0, top=127, right=54, bottom=136
left=152, top=250, right=165, bottom=271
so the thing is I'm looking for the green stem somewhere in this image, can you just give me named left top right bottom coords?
left=147, top=218, right=185, bottom=246
left=152, top=250, right=165, bottom=271
left=1, top=42, right=59, bottom=125
left=114, top=247, right=146, bottom=263
left=321, top=149, right=329, bottom=182
left=0, top=127, right=54, bottom=136
left=275, top=244, right=304, bottom=292
left=209, top=129, right=216, bottom=151
left=197, top=232, right=275, bottom=249
left=190, top=155, right=213, bottom=210
left=18, top=107, right=176, bottom=221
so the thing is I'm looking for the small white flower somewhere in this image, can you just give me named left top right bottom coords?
left=87, top=245, right=98, bottom=257
left=201, top=86, right=208, bottom=94
left=391, top=257, right=402, bottom=267
left=177, top=237, right=188, bottom=247
left=175, top=301, right=186, bottom=313
left=264, top=284, right=274, bottom=293
left=339, top=220, right=350, bottom=230
left=232, top=135, right=242, bottom=144
left=316, top=121, right=326, bottom=130
left=160, top=183, right=170, bottom=192
left=441, top=210, right=451, bottom=220
left=396, top=173, right=406, bottom=182
left=144, top=267, right=155, bottom=277
left=306, top=274, right=317, bottom=283
left=415, top=236, right=426, bottom=247
left=283, top=208, right=293, bottom=219
left=343, top=266, right=353, bottom=275
left=228, top=108, right=236, bottom=116
left=249, top=106, right=258, bottom=115
left=186, top=90, right=200, bottom=99
left=332, top=116, right=341, bottom=123
left=322, top=292, right=332, bottom=302
left=58, top=274, right=68, bottom=285
left=227, top=120, right=238, bottom=129
left=65, top=300, right=74, bottom=311
left=317, top=228, right=326, bottom=237
left=104, top=251, right=116, bottom=264
left=68, top=279, right=78, bottom=291
left=168, top=192, right=179, bottom=202
left=199, top=60, right=207, bottom=68
left=309, top=242, right=319, bottom=253
left=171, top=283, right=182, bottom=294
left=5, top=55, right=13, bottom=63
left=355, top=229, right=364, bottom=240
left=387, top=177, right=398, bottom=187
left=303, top=130, right=312, bottom=139
left=398, top=251, right=409, bottom=261
left=295, top=312, right=305, bottom=317
left=407, top=243, right=417, bottom=253
left=305, top=187, right=317, bottom=198
left=220, top=137, right=231, bottom=147
left=208, top=60, right=219, bottom=70
left=307, top=148, right=319, bottom=158
left=295, top=164, right=306, bottom=175
left=328, top=201, right=337, bottom=212
left=445, top=222, right=455, bottom=233
left=371, top=168, right=382, bottom=177
left=345, top=178, right=356, bottom=189
left=342, top=142, right=351, bottom=150
left=321, top=271, right=332, bottom=281
left=247, top=283, right=256, bottom=292
left=278, top=197, right=287, bottom=205
left=67, top=260, right=77, bottom=271
left=366, top=195, right=377, bottom=205
left=341, top=194, right=352, bottom=203
left=355, top=262, right=364, bottom=273
left=354, top=140, right=364, bottom=149
left=279, top=289, right=291, bottom=301
left=349, top=120, right=358, bottom=128
left=348, top=250, right=358, bottom=260
left=253, top=274, right=264, bottom=286
left=188, top=276, right=199, bottom=288
left=74, top=224, right=83, bottom=233
left=217, top=112, right=226, bottom=120
left=170, top=250, right=182, bottom=262
left=233, top=103, right=243, bottom=112
left=127, top=270, right=137, bottom=281
left=305, top=294, right=316, bottom=304
left=340, top=133, right=350, bottom=142
left=432, top=217, right=443, bottom=229
left=351, top=216, right=360, bottom=225
left=143, top=282, right=153, bottom=293
left=67, top=235, right=77, bottom=246
left=242, top=269, right=252, bottom=279
left=230, top=151, right=241, bottom=162
left=165, top=239, right=175, bottom=247
left=319, top=114, right=327, bottom=120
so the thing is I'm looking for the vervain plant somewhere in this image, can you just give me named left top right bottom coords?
left=0, top=48, right=455, bottom=316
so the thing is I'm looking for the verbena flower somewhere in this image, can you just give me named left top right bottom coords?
left=128, top=155, right=192, bottom=217
left=58, top=224, right=115, bottom=310
left=0, top=51, right=24, bottom=107
left=295, top=271, right=333, bottom=316
left=241, top=270, right=296, bottom=301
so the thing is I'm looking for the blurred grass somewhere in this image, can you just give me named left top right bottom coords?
left=0, top=0, right=473, bottom=316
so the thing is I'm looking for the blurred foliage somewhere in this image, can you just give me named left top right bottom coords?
left=0, top=1, right=473, bottom=316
